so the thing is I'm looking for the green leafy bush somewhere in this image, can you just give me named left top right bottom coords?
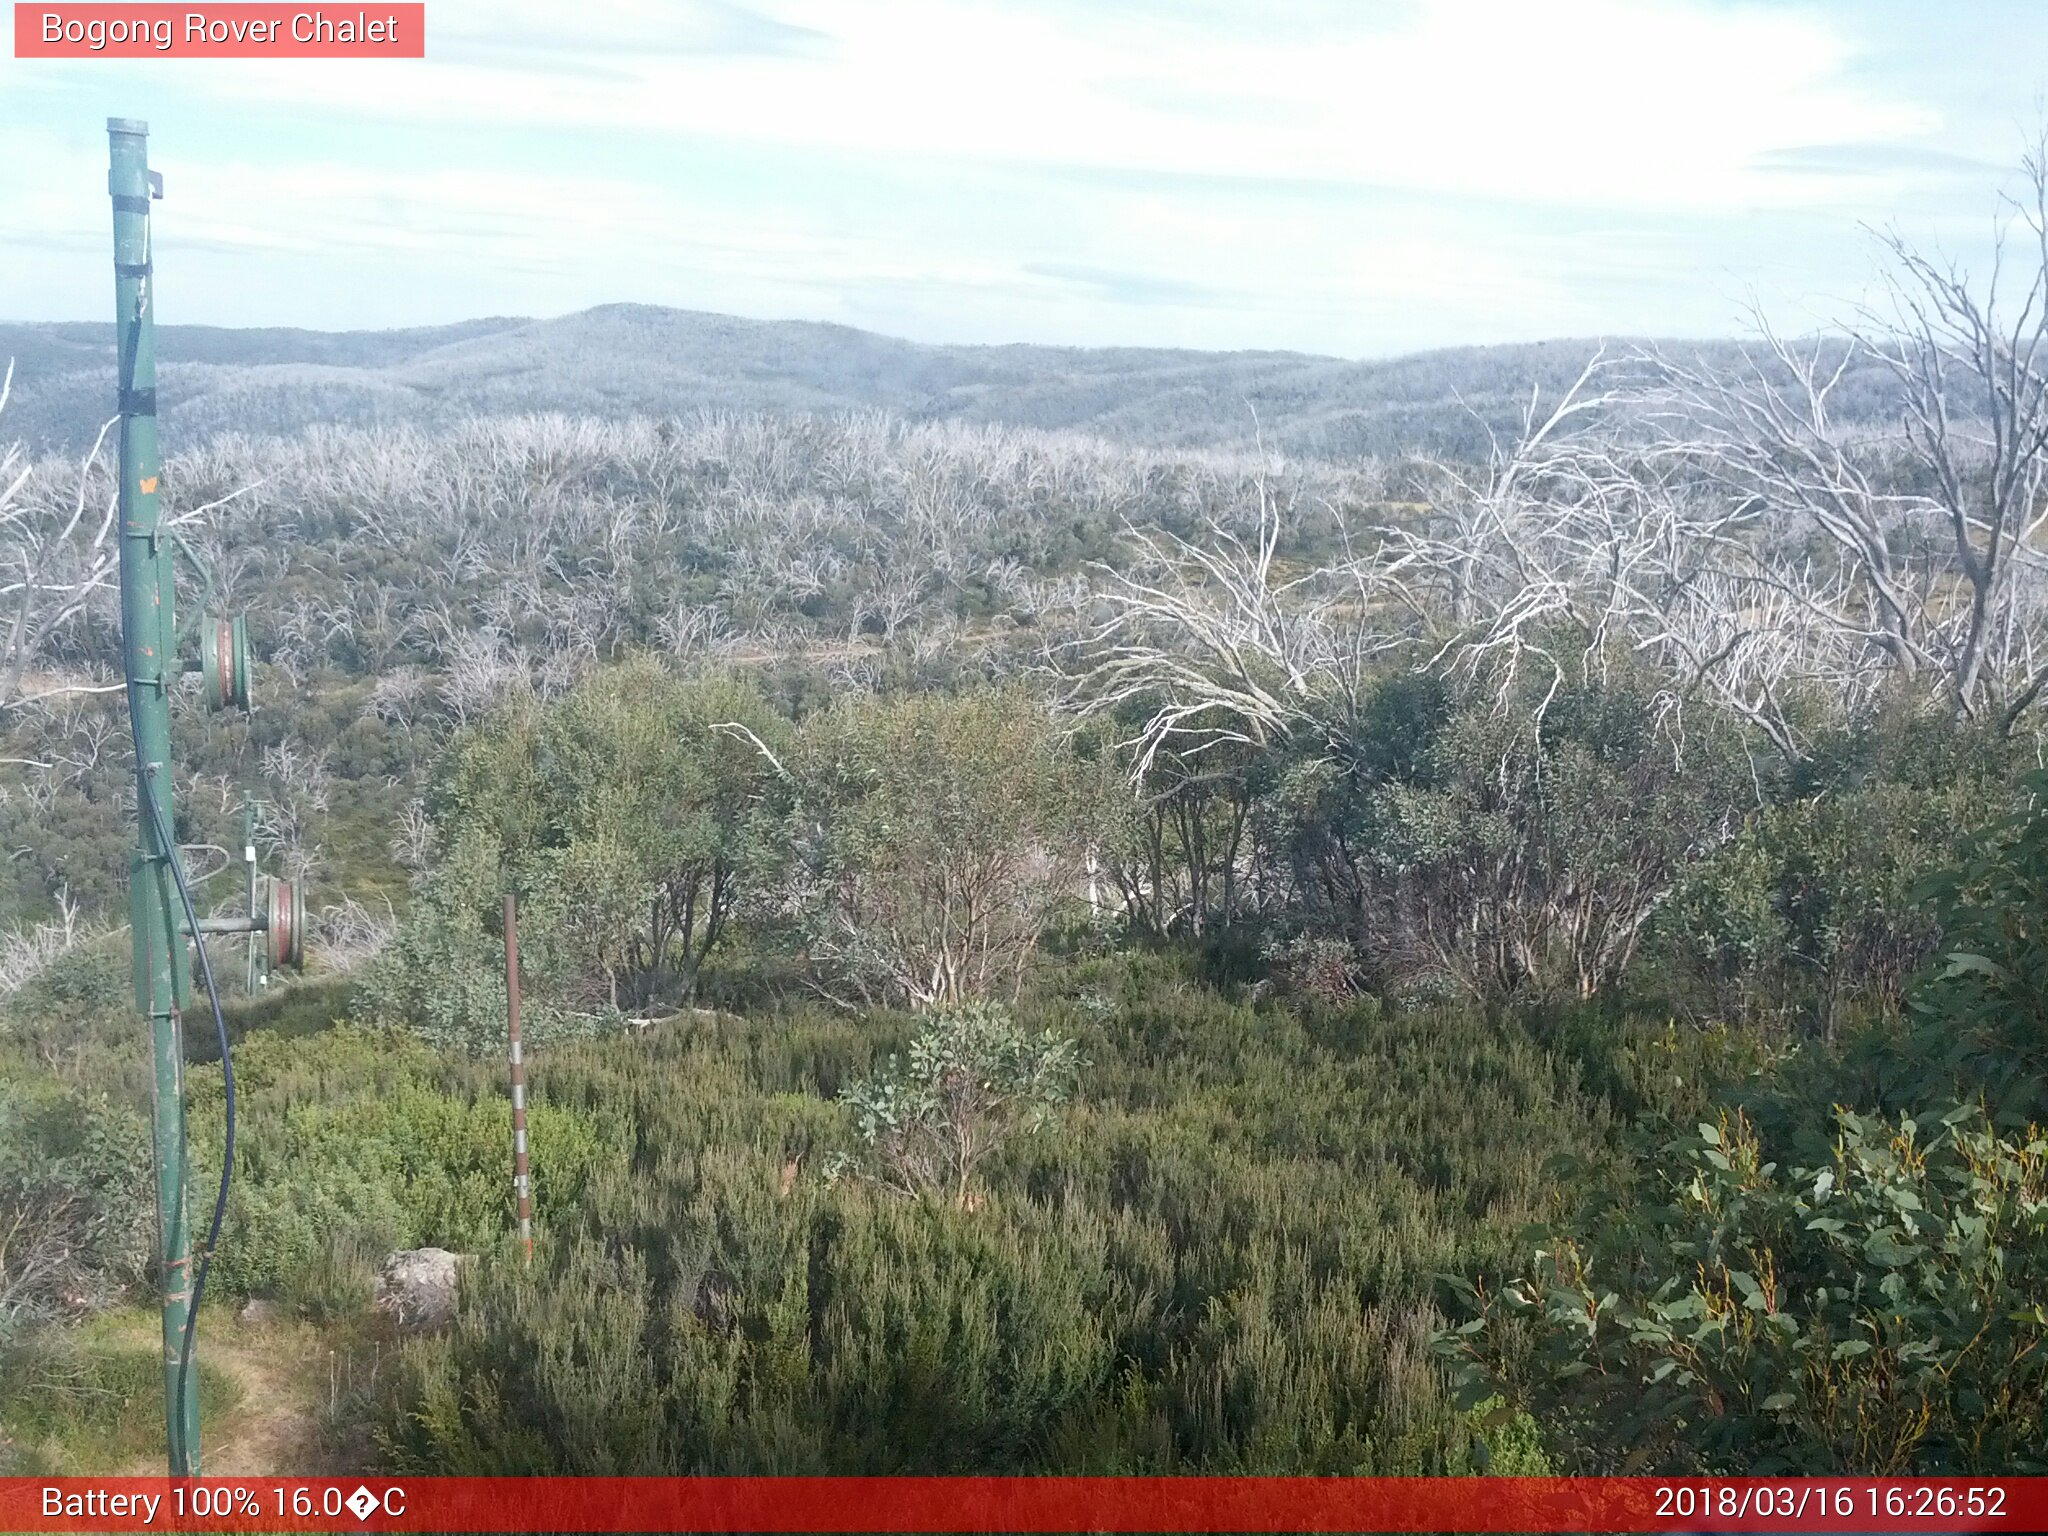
left=360, top=664, right=791, bottom=1049
left=788, top=688, right=1102, bottom=1008
left=832, top=1005, right=1082, bottom=1204
left=1652, top=728, right=2015, bottom=1031
left=1267, top=667, right=1751, bottom=1004
left=1440, top=1105, right=2048, bottom=1473
left=355, top=828, right=608, bottom=1054
left=1907, top=768, right=2048, bottom=1118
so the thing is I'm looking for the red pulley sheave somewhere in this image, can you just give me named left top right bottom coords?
left=264, top=873, right=305, bottom=970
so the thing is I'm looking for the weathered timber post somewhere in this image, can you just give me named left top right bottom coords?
left=505, top=893, right=533, bottom=1261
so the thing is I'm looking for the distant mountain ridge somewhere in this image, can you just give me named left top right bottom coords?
left=0, top=302, right=1857, bottom=461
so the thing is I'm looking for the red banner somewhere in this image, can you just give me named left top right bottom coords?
left=3, top=1477, right=2043, bottom=1532
left=12, top=4, right=424, bottom=58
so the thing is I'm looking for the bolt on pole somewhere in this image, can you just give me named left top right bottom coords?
left=505, top=893, right=533, bottom=1262
left=109, top=115, right=200, bottom=1477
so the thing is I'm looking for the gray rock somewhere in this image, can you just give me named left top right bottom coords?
left=372, top=1247, right=473, bottom=1328
left=237, top=1297, right=280, bottom=1324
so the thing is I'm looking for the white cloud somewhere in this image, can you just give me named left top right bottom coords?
left=3, top=0, right=2019, bottom=349
left=177, top=0, right=1937, bottom=214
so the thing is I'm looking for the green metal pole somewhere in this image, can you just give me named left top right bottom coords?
left=109, top=116, right=201, bottom=1477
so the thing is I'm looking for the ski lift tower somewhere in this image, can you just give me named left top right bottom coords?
left=108, top=117, right=305, bottom=1477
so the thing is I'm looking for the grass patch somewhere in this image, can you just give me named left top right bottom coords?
left=0, top=1312, right=241, bottom=1474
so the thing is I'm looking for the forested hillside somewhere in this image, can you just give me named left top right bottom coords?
left=4, top=195, right=2047, bottom=1478
left=0, top=306, right=1904, bottom=463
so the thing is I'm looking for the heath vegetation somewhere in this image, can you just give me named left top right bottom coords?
left=6, top=147, right=2048, bottom=1476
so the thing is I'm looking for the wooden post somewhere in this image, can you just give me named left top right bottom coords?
left=505, top=893, right=532, bottom=1263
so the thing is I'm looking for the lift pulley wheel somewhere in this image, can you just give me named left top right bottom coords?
left=263, top=874, right=305, bottom=970
left=200, top=615, right=250, bottom=712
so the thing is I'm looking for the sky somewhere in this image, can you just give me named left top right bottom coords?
left=3, top=0, right=2047, bottom=356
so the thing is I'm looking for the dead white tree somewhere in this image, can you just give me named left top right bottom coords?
left=655, top=603, right=736, bottom=660
left=389, top=795, right=435, bottom=872
left=1386, top=398, right=1859, bottom=758
left=1859, top=142, right=2048, bottom=727
left=1383, top=354, right=1620, bottom=631
left=1372, top=355, right=1676, bottom=729
left=251, top=794, right=319, bottom=885
left=1072, top=476, right=1407, bottom=781
left=310, top=894, right=396, bottom=972
left=0, top=364, right=122, bottom=713
left=0, top=888, right=90, bottom=998
left=364, top=664, right=436, bottom=735
left=261, top=739, right=333, bottom=814
left=439, top=628, right=531, bottom=724
left=1641, top=137, right=2048, bottom=734
left=1086, top=357, right=1653, bottom=758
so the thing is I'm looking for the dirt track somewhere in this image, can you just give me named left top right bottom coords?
left=108, top=1312, right=359, bottom=1476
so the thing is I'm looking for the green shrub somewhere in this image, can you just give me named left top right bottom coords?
left=361, top=666, right=793, bottom=1047
left=1906, top=768, right=2048, bottom=1119
left=183, top=1027, right=623, bottom=1311
left=371, top=984, right=1614, bottom=1474
left=0, top=1072, right=150, bottom=1336
left=832, top=1004, right=1082, bottom=1204
left=1269, top=667, right=1751, bottom=1004
left=787, top=687, right=1102, bottom=1008
left=355, top=830, right=610, bottom=1054
left=36, top=947, right=128, bottom=1013
left=1460, top=1395, right=1551, bottom=1475
left=1440, top=1105, right=2048, bottom=1474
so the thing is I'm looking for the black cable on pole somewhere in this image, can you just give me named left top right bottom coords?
left=150, top=784, right=234, bottom=1441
